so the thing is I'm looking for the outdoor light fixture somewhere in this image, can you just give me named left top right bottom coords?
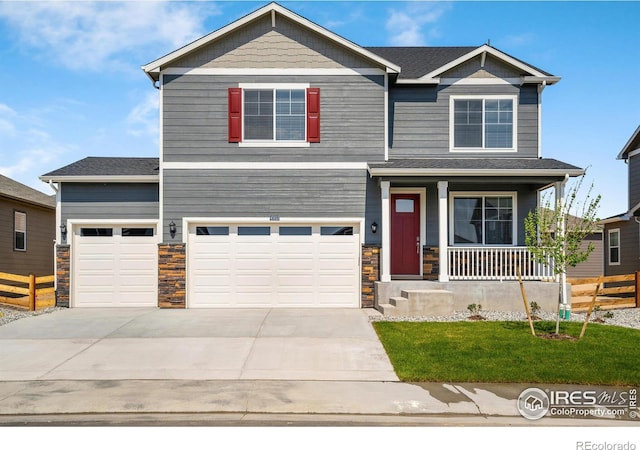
left=169, top=221, right=177, bottom=239
left=59, top=223, right=67, bottom=240
left=371, top=221, right=378, bottom=234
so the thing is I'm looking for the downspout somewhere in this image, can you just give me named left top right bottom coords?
left=537, top=81, right=546, bottom=159
left=46, top=180, right=60, bottom=292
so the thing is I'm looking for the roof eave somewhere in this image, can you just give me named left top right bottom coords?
left=521, top=76, right=561, bottom=85
left=141, top=3, right=400, bottom=78
left=38, top=175, right=159, bottom=183
left=616, top=124, right=640, bottom=160
left=415, top=44, right=553, bottom=83
left=599, top=214, right=630, bottom=225
left=367, top=167, right=585, bottom=177
left=0, top=192, right=55, bottom=210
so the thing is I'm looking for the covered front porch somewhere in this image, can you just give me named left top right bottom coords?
left=367, top=158, right=584, bottom=314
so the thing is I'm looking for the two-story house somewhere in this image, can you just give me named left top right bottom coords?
left=41, top=3, right=582, bottom=312
left=601, top=124, right=640, bottom=276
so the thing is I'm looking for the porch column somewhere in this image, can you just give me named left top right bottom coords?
left=380, top=180, right=391, bottom=282
left=555, top=177, right=569, bottom=314
left=438, top=181, right=449, bottom=282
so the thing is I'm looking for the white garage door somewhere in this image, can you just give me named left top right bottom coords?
left=188, top=223, right=360, bottom=308
left=73, top=225, right=158, bottom=307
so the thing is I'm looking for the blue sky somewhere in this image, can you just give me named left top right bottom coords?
left=0, top=1, right=638, bottom=219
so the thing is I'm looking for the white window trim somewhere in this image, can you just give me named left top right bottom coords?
left=608, top=228, right=621, bottom=266
left=448, top=191, right=518, bottom=246
left=238, top=83, right=310, bottom=147
left=14, top=210, right=26, bottom=252
left=449, top=94, right=518, bottom=153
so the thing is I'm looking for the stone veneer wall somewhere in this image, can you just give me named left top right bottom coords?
left=158, top=243, right=186, bottom=308
left=55, top=245, right=70, bottom=307
left=361, top=245, right=380, bottom=308
left=423, top=246, right=439, bottom=280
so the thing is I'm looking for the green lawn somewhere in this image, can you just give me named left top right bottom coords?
left=372, top=321, right=640, bottom=385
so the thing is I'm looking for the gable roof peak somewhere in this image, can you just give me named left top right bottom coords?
left=141, top=2, right=400, bottom=83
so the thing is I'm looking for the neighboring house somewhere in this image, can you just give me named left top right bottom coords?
left=40, top=3, right=583, bottom=310
left=601, top=124, right=640, bottom=277
left=0, top=174, right=56, bottom=277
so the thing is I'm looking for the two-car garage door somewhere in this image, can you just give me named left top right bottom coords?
left=188, top=223, right=360, bottom=308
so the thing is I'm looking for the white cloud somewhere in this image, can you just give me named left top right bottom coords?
left=386, top=2, right=452, bottom=46
left=126, top=91, right=159, bottom=140
left=0, top=1, right=218, bottom=72
left=0, top=103, right=73, bottom=192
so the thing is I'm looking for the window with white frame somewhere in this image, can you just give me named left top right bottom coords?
left=244, top=88, right=306, bottom=142
left=608, top=228, right=620, bottom=265
left=14, top=211, right=26, bottom=251
left=451, top=194, right=515, bottom=245
left=451, top=96, right=516, bottom=151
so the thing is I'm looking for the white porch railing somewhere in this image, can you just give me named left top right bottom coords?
left=448, top=246, right=554, bottom=281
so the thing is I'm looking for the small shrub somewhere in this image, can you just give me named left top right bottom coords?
left=529, top=301, right=541, bottom=320
left=467, top=303, right=485, bottom=320
left=591, top=305, right=613, bottom=323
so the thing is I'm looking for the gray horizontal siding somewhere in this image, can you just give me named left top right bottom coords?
left=388, top=84, right=539, bottom=158
left=604, top=221, right=640, bottom=276
left=0, top=198, right=55, bottom=276
left=162, top=74, right=385, bottom=163
left=60, top=183, right=159, bottom=226
left=628, top=155, right=640, bottom=209
left=163, top=169, right=369, bottom=241
left=567, top=234, right=604, bottom=278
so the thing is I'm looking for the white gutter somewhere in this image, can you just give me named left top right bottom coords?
left=39, top=175, right=159, bottom=183
left=367, top=167, right=585, bottom=177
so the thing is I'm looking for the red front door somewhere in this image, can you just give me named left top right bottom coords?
left=391, top=193, right=421, bottom=275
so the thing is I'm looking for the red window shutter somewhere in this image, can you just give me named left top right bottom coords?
left=306, top=87, right=320, bottom=143
left=228, top=88, right=242, bottom=143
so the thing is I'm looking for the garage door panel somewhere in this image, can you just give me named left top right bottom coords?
left=73, top=225, right=157, bottom=307
left=189, top=223, right=359, bottom=308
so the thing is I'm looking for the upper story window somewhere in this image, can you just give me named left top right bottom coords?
left=450, top=95, right=516, bottom=152
left=228, top=84, right=320, bottom=146
left=450, top=193, right=515, bottom=245
left=608, top=228, right=620, bottom=265
left=14, top=211, right=26, bottom=251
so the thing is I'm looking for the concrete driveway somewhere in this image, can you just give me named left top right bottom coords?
left=0, top=308, right=398, bottom=382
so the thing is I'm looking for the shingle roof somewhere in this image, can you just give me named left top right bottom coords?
left=368, top=158, right=582, bottom=174
left=0, top=174, right=55, bottom=209
left=41, top=157, right=160, bottom=178
left=365, top=46, right=554, bottom=80
left=365, top=47, right=477, bottom=79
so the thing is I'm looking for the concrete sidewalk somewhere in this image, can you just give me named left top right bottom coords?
left=0, top=307, right=637, bottom=425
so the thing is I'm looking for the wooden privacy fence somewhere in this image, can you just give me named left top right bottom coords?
left=569, top=272, right=639, bottom=311
left=0, top=272, right=55, bottom=311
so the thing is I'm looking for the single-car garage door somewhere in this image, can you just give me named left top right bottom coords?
left=72, top=224, right=158, bottom=307
left=188, top=223, right=360, bottom=308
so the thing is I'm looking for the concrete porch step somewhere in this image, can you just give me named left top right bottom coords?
left=377, top=289, right=454, bottom=317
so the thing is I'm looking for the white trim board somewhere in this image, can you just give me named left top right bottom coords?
left=163, top=162, right=368, bottom=170
left=162, top=68, right=386, bottom=77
